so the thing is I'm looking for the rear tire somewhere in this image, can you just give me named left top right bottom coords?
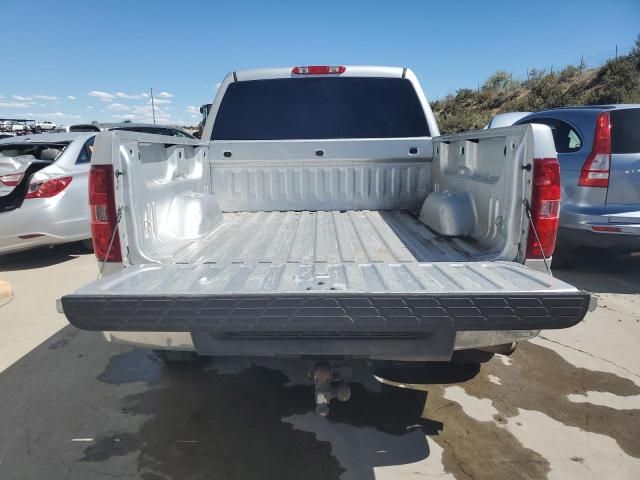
left=81, top=239, right=94, bottom=252
left=153, top=350, right=202, bottom=363
left=551, top=248, right=575, bottom=269
left=450, top=349, right=495, bottom=365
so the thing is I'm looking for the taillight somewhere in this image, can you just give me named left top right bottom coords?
left=526, top=158, right=561, bottom=259
left=0, top=172, right=24, bottom=187
left=578, top=111, right=611, bottom=188
left=292, top=65, right=346, bottom=75
left=89, top=165, right=122, bottom=262
left=25, top=176, right=72, bottom=199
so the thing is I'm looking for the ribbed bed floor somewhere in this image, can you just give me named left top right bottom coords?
left=174, top=210, right=477, bottom=265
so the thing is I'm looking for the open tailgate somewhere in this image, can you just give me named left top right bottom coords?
left=61, top=261, right=590, bottom=334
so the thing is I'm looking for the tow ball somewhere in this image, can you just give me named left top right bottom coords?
left=312, top=364, right=352, bottom=416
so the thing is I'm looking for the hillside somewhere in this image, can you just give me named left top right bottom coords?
left=431, top=36, right=640, bottom=134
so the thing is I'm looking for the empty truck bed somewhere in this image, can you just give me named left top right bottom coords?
left=172, top=210, right=474, bottom=265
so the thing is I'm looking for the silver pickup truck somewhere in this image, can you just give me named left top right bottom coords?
left=60, top=65, right=592, bottom=412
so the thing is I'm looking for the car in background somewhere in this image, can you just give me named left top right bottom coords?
left=37, top=121, right=57, bottom=131
left=484, top=111, right=531, bottom=129
left=0, top=132, right=96, bottom=254
left=58, top=122, right=196, bottom=138
left=495, top=105, right=640, bottom=261
left=0, top=119, right=38, bottom=135
left=10, top=123, right=26, bottom=133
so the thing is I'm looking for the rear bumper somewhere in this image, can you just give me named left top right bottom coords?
left=0, top=233, right=87, bottom=255
left=102, top=329, right=542, bottom=353
left=0, top=197, right=90, bottom=255
left=61, top=292, right=590, bottom=361
left=559, top=205, right=640, bottom=251
left=558, top=225, right=640, bottom=251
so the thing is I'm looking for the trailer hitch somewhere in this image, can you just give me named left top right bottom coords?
left=312, top=364, right=352, bottom=416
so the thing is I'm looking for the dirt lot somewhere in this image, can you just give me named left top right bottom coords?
left=0, top=244, right=638, bottom=479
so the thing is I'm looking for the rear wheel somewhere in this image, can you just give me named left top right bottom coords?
left=450, top=349, right=496, bottom=365
left=81, top=239, right=94, bottom=252
left=551, top=247, right=576, bottom=269
left=153, top=350, right=203, bottom=363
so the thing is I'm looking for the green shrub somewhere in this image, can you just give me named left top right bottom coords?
left=588, top=57, right=640, bottom=104
left=431, top=36, right=640, bottom=134
left=483, top=71, right=517, bottom=91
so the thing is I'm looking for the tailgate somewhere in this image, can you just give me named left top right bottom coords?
left=607, top=108, right=640, bottom=219
left=61, top=261, right=590, bottom=334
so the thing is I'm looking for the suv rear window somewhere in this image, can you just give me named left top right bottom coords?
left=212, top=77, right=429, bottom=140
left=517, top=117, right=582, bottom=153
left=69, top=125, right=101, bottom=132
left=611, top=108, right=640, bottom=154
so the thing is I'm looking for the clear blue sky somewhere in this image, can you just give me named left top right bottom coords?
left=1, top=0, right=638, bottom=125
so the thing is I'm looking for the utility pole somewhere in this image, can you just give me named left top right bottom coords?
left=150, top=87, right=156, bottom=125
left=615, top=45, right=618, bottom=59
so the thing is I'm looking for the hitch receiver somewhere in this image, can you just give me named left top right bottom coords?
left=313, top=364, right=352, bottom=416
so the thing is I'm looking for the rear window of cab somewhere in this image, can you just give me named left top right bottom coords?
left=212, top=77, right=430, bottom=140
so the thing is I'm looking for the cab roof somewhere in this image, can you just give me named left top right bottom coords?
left=233, top=65, right=407, bottom=82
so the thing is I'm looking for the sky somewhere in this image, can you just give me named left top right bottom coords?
left=1, top=0, right=638, bottom=126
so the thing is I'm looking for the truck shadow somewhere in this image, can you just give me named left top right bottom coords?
left=89, top=349, right=478, bottom=480
left=553, top=249, right=640, bottom=294
left=0, top=241, right=90, bottom=271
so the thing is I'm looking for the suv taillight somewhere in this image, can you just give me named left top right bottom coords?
left=89, top=165, right=122, bottom=262
left=578, top=111, right=611, bottom=188
left=526, top=158, right=561, bottom=259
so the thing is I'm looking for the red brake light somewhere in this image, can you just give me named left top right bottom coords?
left=578, top=111, right=611, bottom=188
left=25, top=176, right=72, bottom=199
left=292, top=65, right=346, bottom=75
left=526, top=158, right=561, bottom=259
left=0, top=172, right=24, bottom=187
left=592, top=226, right=622, bottom=233
left=89, top=165, right=122, bottom=262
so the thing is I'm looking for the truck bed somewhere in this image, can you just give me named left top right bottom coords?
left=172, top=210, right=473, bottom=265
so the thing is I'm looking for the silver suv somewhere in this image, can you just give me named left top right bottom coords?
left=514, top=105, right=640, bottom=260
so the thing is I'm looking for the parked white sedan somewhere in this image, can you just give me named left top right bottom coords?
left=37, top=121, right=57, bottom=131
left=0, top=133, right=96, bottom=254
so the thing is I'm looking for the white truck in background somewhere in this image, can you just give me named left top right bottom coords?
left=59, top=65, right=592, bottom=414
